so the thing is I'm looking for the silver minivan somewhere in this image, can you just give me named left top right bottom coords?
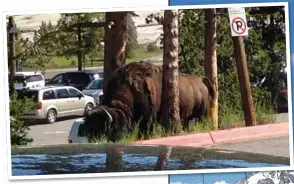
left=22, top=86, right=96, bottom=123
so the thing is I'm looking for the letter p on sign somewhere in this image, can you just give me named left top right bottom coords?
left=228, top=7, right=249, bottom=37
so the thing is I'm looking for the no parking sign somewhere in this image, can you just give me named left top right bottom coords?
left=228, top=7, right=248, bottom=37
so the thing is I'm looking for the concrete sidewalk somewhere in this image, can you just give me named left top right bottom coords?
left=134, top=122, right=289, bottom=148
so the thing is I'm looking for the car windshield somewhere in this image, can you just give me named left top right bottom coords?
left=86, top=80, right=103, bottom=90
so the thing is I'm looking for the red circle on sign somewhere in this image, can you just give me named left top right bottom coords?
left=231, top=17, right=246, bottom=35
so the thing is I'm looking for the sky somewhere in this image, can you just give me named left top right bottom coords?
left=169, top=172, right=254, bottom=184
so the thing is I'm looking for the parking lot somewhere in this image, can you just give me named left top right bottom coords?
left=27, top=116, right=82, bottom=145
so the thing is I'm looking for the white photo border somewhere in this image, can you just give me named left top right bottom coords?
left=2, top=1, right=293, bottom=181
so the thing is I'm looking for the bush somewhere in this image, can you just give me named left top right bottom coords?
left=9, top=91, right=37, bottom=146
left=146, top=42, right=158, bottom=52
left=70, top=60, right=76, bottom=67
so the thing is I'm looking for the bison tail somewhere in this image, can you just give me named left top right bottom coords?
left=202, top=77, right=215, bottom=99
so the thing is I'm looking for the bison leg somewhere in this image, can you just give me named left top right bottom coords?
left=182, top=114, right=190, bottom=131
left=138, top=116, right=153, bottom=139
left=181, top=107, right=193, bottom=131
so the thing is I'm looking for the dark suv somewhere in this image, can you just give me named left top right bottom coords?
left=46, top=71, right=103, bottom=91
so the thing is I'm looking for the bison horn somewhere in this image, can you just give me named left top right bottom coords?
left=102, top=107, right=113, bottom=123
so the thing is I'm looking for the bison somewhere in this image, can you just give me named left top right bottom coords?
left=85, top=62, right=158, bottom=142
left=84, top=61, right=215, bottom=142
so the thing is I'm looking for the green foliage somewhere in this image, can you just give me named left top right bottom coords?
left=54, top=13, right=105, bottom=67
left=145, top=7, right=284, bottom=128
left=125, top=14, right=139, bottom=58
left=146, top=42, right=158, bottom=52
left=178, top=7, right=285, bottom=127
left=23, top=12, right=140, bottom=69
left=6, top=17, right=55, bottom=72
left=179, top=10, right=206, bottom=76
left=9, top=92, right=37, bottom=146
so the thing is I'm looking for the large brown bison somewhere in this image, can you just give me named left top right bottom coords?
left=85, top=62, right=159, bottom=142
left=84, top=61, right=215, bottom=142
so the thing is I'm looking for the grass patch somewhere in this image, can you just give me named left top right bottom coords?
left=219, top=102, right=276, bottom=129
left=126, top=46, right=162, bottom=63
left=23, top=45, right=163, bottom=71
left=219, top=106, right=244, bottom=129
left=87, top=134, right=108, bottom=144
left=87, top=102, right=276, bottom=144
left=255, top=102, right=276, bottom=125
left=187, top=118, right=215, bottom=133
left=88, top=101, right=275, bottom=143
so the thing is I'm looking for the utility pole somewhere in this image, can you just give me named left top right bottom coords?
left=8, top=16, right=17, bottom=93
left=228, top=7, right=256, bottom=126
left=232, top=36, right=256, bottom=126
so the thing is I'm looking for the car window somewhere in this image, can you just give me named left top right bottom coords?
left=90, top=72, right=103, bottom=80
left=55, top=88, right=69, bottom=99
left=78, top=124, right=87, bottom=137
left=13, top=76, right=25, bottom=83
left=87, top=80, right=103, bottom=89
left=68, top=88, right=82, bottom=98
left=50, top=74, right=64, bottom=84
left=68, top=73, right=90, bottom=84
left=42, top=90, right=56, bottom=100
left=26, top=75, right=44, bottom=82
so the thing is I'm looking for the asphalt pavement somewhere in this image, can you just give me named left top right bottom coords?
left=27, top=116, right=82, bottom=145
left=210, top=136, right=290, bottom=158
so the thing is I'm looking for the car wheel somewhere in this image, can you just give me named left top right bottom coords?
left=46, top=109, right=57, bottom=124
left=84, top=103, right=94, bottom=116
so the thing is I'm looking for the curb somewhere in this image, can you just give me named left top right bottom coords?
left=133, top=122, right=289, bottom=148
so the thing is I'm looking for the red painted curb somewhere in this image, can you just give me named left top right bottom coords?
left=211, top=122, right=289, bottom=144
left=133, top=122, right=289, bottom=147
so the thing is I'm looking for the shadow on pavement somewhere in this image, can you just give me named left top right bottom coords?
left=25, top=115, right=84, bottom=126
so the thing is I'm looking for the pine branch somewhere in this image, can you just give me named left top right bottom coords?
left=33, top=21, right=106, bottom=47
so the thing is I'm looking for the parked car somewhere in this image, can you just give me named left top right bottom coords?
left=68, top=117, right=87, bottom=143
left=11, top=140, right=289, bottom=176
left=46, top=71, right=103, bottom=91
left=9, top=72, right=45, bottom=92
left=82, top=78, right=104, bottom=105
left=21, top=86, right=96, bottom=124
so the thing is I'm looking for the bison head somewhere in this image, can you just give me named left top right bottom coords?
left=84, top=105, right=131, bottom=143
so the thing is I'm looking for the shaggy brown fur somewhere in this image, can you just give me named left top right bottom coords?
left=85, top=61, right=215, bottom=142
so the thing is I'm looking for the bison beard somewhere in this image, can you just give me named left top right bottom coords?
left=84, top=61, right=215, bottom=142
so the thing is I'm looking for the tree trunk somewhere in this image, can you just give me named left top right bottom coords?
left=105, top=144, right=124, bottom=172
left=103, top=12, right=128, bottom=94
left=77, top=26, right=82, bottom=71
left=204, top=9, right=218, bottom=130
left=154, top=146, right=172, bottom=170
left=8, top=16, right=16, bottom=93
left=161, top=10, right=180, bottom=133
